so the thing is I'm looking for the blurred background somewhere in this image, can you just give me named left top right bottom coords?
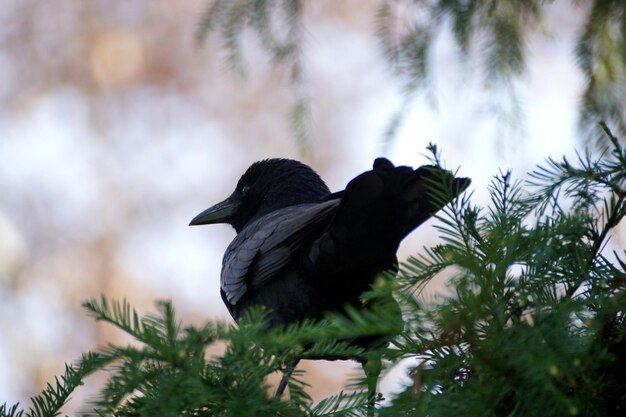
left=0, top=0, right=619, bottom=411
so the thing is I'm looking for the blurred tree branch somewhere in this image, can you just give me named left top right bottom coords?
left=197, top=0, right=626, bottom=147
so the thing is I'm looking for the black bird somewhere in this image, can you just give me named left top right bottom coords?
left=190, top=157, right=470, bottom=396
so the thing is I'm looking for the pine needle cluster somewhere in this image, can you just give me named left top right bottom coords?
left=2, top=126, right=625, bottom=416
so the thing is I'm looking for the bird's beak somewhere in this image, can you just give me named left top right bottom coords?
left=189, top=196, right=236, bottom=226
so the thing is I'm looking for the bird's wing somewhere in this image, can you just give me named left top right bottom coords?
left=221, top=199, right=340, bottom=305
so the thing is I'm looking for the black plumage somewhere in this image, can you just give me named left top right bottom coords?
left=191, top=157, right=470, bottom=336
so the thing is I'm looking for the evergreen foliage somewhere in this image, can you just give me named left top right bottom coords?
left=196, top=0, right=626, bottom=146
left=383, top=124, right=626, bottom=416
left=2, top=126, right=625, bottom=416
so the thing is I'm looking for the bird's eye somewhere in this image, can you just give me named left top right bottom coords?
left=241, top=185, right=251, bottom=196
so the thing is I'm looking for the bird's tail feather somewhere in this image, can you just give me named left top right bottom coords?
left=311, top=158, right=469, bottom=298
left=335, top=158, right=470, bottom=246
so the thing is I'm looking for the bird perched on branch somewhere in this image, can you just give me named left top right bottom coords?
left=190, top=157, right=470, bottom=398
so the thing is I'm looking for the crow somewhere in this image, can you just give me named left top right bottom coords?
left=190, top=157, right=470, bottom=398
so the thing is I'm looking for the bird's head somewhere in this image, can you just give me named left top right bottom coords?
left=190, top=158, right=331, bottom=233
